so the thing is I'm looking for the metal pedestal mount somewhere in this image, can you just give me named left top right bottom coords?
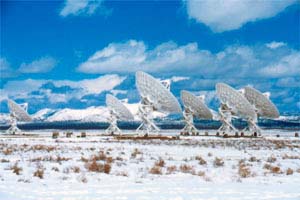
left=181, top=107, right=198, bottom=136
left=136, top=97, right=159, bottom=136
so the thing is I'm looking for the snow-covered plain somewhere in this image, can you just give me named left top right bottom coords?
left=0, top=130, right=300, bottom=200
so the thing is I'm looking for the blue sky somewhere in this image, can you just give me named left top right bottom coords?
left=0, top=0, right=299, bottom=114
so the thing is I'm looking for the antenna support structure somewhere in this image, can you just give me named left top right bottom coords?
left=136, top=97, right=160, bottom=135
left=105, top=108, right=122, bottom=135
left=217, top=103, right=237, bottom=134
left=6, top=113, right=21, bottom=135
left=181, top=106, right=198, bottom=135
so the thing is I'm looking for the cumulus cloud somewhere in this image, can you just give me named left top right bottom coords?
left=1, top=58, right=15, bottom=78
left=170, top=76, right=190, bottom=82
left=0, top=74, right=126, bottom=111
left=77, top=39, right=300, bottom=79
left=185, top=0, right=296, bottom=32
left=18, top=56, right=57, bottom=73
left=60, top=0, right=106, bottom=17
left=266, top=41, right=286, bottom=49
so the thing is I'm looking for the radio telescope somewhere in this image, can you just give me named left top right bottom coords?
left=216, top=83, right=256, bottom=134
left=243, top=86, right=280, bottom=134
left=180, top=90, right=213, bottom=135
left=7, top=99, right=32, bottom=134
left=135, top=71, right=182, bottom=135
left=105, top=94, right=134, bottom=135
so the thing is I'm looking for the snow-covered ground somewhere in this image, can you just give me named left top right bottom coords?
left=0, top=129, right=300, bottom=200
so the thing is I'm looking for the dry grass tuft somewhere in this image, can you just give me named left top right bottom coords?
left=238, top=164, right=251, bottom=178
left=166, top=165, right=177, bottom=174
left=195, top=156, right=207, bottom=165
left=149, top=166, right=162, bottom=175
left=214, top=157, right=224, bottom=167
left=286, top=168, right=293, bottom=175
left=3, top=148, right=13, bottom=155
left=155, top=158, right=165, bottom=167
left=33, top=168, right=44, bottom=179
left=179, top=164, right=195, bottom=174
left=10, top=163, right=22, bottom=175
left=85, top=160, right=111, bottom=174
left=0, top=159, right=9, bottom=163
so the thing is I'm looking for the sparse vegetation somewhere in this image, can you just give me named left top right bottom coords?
left=166, top=165, right=177, bottom=174
left=155, top=158, right=165, bottom=167
left=85, top=160, right=111, bottom=174
left=33, top=168, right=44, bottom=179
left=10, top=163, right=22, bottom=175
left=214, top=157, right=224, bottom=167
left=195, top=156, right=207, bottom=165
left=286, top=168, right=293, bottom=175
left=149, top=166, right=162, bottom=175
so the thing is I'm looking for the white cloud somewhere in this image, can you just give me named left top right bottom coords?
left=77, top=39, right=300, bottom=79
left=185, top=0, right=296, bottom=32
left=266, top=41, right=286, bottom=49
left=258, top=52, right=300, bottom=78
left=0, top=74, right=126, bottom=103
left=60, top=0, right=104, bottom=17
left=18, top=56, right=57, bottom=73
left=170, top=76, right=190, bottom=82
left=0, top=57, right=16, bottom=78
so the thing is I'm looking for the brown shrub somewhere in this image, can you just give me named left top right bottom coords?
left=0, top=159, right=9, bottom=163
left=85, top=160, right=111, bottom=174
left=155, top=158, right=165, bottom=167
left=3, top=148, right=13, bottom=155
left=214, top=157, right=224, bottom=167
left=33, top=169, right=44, bottom=179
left=10, top=163, right=22, bottom=175
left=149, top=166, right=162, bottom=175
left=179, top=164, right=195, bottom=174
left=271, top=166, right=281, bottom=174
left=286, top=168, right=293, bottom=175
left=238, top=165, right=251, bottom=178
left=207, top=152, right=213, bottom=157
left=263, top=163, right=272, bottom=170
left=106, top=156, right=114, bottom=164
left=166, top=165, right=177, bottom=174
left=195, top=156, right=207, bottom=165
left=56, top=155, right=72, bottom=163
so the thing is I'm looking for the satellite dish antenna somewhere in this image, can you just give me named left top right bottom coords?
left=105, top=94, right=134, bottom=135
left=135, top=71, right=181, bottom=135
left=216, top=83, right=256, bottom=134
left=180, top=90, right=213, bottom=135
left=7, top=99, right=32, bottom=134
left=243, top=86, right=280, bottom=134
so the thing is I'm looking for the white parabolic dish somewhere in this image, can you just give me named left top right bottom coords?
left=106, top=94, right=134, bottom=120
left=244, top=86, right=279, bottom=119
left=7, top=99, right=32, bottom=122
left=216, top=83, right=256, bottom=120
left=136, top=71, right=181, bottom=114
left=181, top=90, right=213, bottom=119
